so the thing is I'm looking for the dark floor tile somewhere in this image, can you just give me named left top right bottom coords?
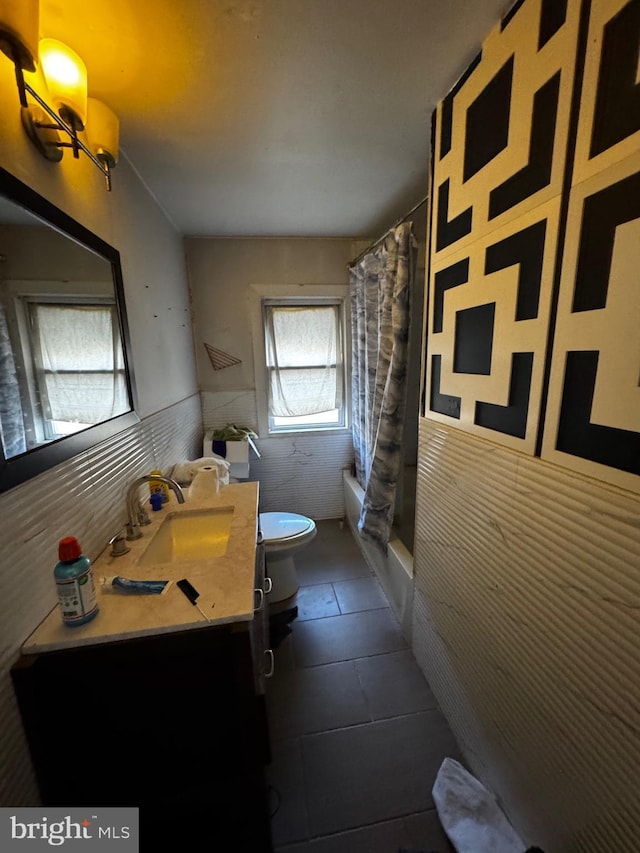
left=266, top=660, right=370, bottom=740
left=296, top=554, right=371, bottom=586
left=293, top=584, right=341, bottom=621
left=267, top=737, right=309, bottom=847
left=276, top=817, right=412, bottom=852
left=333, top=577, right=388, bottom=614
left=355, top=650, right=438, bottom=720
left=300, top=711, right=462, bottom=837
left=312, top=519, right=352, bottom=541
left=403, top=809, right=456, bottom=852
left=303, top=524, right=364, bottom=558
left=292, top=609, right=407, bottom=668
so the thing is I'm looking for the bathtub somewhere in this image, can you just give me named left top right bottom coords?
left=342, top=470, right=414, bottom=641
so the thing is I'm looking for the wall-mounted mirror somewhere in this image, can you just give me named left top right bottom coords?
left=0, top=167, right=138, bottom=492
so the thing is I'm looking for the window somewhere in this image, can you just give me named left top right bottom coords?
left=21, top=297, right=128, bottom=442
left=262, top=298, right=347, bottom=433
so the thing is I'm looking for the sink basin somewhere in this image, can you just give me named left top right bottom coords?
left=138, top=507, right=234, bottom=565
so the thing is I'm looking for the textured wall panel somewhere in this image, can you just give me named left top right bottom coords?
left=0, top=394, right=202, bottom=807
left=248, top=430, right=353, bottom=520
left=412, top=418, right=640, bottom=852
left=202, top=390, right=354, bottom=519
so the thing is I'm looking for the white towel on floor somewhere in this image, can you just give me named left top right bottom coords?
left=432, top=758, right=526, bottom=853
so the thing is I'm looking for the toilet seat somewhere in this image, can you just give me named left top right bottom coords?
left=259, top=511, right=315, bottom=546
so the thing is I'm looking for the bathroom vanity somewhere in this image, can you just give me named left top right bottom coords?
left=11, top=482, right=274, bottom=851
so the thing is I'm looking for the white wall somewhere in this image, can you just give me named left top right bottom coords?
left=0, top=60, right=200, bottom=806
left=186, top=238, right=357, bottom=518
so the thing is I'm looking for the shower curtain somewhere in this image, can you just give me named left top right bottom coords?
left=350, top=221, right=415, bottom=552
left=0, top=302, right=26, bottom=458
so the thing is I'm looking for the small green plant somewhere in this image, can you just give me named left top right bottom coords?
left=211, top=423, right=257, bottom=441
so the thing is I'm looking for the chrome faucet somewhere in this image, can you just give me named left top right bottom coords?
left=125, top=474, right=185, bottom=540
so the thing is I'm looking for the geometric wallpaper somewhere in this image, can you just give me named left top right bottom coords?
left=424, top=0, right=640, bottom=491
left=542, top=0, right=640, bottom=491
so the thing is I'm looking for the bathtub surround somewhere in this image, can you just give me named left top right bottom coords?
left=343, top=470, right=414, bottom=642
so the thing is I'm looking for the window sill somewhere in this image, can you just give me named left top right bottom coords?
left=266, top=426, right=351, bottom=438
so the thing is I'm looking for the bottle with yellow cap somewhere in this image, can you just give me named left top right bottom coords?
left=149, top=469, right=170, bottom=503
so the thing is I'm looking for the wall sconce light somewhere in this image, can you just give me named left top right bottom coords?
left=0, top=1, right=119, bottom=190
left=0, top=0, right=38, bottom=107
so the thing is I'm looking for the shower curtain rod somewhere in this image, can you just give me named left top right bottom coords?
left=347, top=193, right=429, bottom=268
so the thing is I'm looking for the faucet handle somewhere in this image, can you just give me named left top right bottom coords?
left=109, top=530, right=131, bottom=557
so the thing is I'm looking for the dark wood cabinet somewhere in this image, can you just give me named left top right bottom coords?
left=11, top=552, right=274, bottom=852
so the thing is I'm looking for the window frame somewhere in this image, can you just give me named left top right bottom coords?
left=250, top=285, right=350, bottom=437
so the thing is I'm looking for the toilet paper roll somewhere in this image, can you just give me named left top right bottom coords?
left=188, top=465, right=220, bottom=499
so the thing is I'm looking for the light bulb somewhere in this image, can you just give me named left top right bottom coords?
left=39, top=38, right=87, bottom=130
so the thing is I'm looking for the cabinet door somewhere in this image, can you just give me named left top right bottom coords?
left=252, top=539, right=274, bottom=695
left=11, top=627, right=245, bottom=806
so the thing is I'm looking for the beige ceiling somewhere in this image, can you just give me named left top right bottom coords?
left=40, top=0, right=509, bottom=237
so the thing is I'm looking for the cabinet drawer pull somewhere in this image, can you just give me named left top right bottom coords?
left=263, top=577, right=273, bottom=595
left=254, top=588, right=264, bottom=613
left=264, top=649, right=275, bottom=678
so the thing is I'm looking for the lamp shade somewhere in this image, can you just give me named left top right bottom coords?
left=39, top=38, right=87, bottom=130
left=86, top=98, right=119, bottom=167
left=23, top=58, right=55, bottom=103
left=0, top=0, right=38, bottom=71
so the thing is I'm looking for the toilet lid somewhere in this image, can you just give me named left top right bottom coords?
left=259, top=511, right=313, bottom=542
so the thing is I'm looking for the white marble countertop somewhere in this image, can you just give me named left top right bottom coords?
left=22, top=481, right=260, bottom=655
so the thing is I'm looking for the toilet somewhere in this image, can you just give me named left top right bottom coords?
left=259, top=511, right=317, bottom=602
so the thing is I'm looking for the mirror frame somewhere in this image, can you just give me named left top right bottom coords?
left=0, top=166, right=139, bottom=492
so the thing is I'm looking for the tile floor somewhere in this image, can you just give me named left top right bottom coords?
left=265, top=519, right=460, bottom=853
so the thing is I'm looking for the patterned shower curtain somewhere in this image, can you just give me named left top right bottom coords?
left=0, top=302, right=26, bottom=458
left=350, top=221, right=415, bottom=552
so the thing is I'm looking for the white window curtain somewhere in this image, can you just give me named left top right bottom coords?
left=264, top=304, right=343, bottom=418
left=31, top=303, right=127, bottom=425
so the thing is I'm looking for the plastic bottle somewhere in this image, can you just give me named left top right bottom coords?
left=149, top=492, right=164, bottom=511
left=54, top=537, right=99, bottom=627
left=149, top=469, right=170, bottom=503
